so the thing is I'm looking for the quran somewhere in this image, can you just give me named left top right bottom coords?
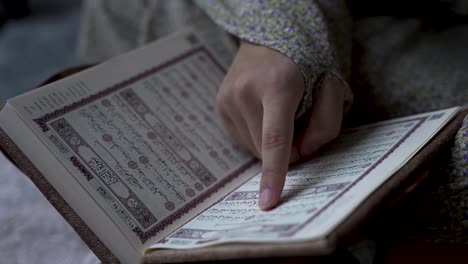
left=0, top=28, right=464, bottom=264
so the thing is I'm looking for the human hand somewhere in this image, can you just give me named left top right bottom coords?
left=217, top=41, right=346, bottom=210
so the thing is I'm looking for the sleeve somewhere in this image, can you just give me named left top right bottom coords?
left=194, top=0, right=354, bottom=117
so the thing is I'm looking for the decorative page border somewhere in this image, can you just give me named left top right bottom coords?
left=282, top=116, right=428, bottom=236
left=33, top=47, right=224, bottom=131
left=158, top=117, right=429, bottom=245
left=33, top=46, right=257, bottom=243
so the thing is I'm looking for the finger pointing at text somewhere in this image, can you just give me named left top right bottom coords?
left=217, top=41, right=346, bottom=211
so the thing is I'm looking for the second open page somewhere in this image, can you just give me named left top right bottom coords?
left=150, top=107, right=458, bottom=249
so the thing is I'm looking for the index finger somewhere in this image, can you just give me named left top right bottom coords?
left=258, top=97, right=297, bottom=210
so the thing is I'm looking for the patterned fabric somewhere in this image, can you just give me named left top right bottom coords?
left=78, top=0, right=468, bottom=248
left=349, top=15, right=468, bottom=243
left=193, top=0, right=468, bottom=244
left=195, top=0, right=354, bottom=117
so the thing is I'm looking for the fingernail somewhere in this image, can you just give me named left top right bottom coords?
left=259, top=188, right=273, bottom=210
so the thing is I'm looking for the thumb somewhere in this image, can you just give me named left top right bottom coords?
left=298, top=76, right=346, bottom=157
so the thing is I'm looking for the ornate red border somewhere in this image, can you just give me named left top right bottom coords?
left=282, top=116, right=428, bottom=236
left=33, top=47, right=215, bottom=131
left=32, top=46, right=258, bottom=244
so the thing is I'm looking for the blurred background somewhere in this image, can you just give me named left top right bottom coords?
left=1, top=0, right=466, bottom=263
left=0, top=0, right=81, bottom=103
left=0, top=0, right=99, bottom=263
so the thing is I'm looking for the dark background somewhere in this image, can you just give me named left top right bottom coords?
left=0, top=1, right=99, bottom=264
left=0, top=0, right=81, bottom=104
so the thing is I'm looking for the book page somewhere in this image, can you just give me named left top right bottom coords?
left=4, top=29, right=257, bottom=251
left=150, top=107, right=459, bottom=250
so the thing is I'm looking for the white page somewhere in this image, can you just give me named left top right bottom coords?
left=4, top=28, right=257, bottom=251
left=150, top=107, right=459, bottom=249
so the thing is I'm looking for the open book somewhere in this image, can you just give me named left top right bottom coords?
left=0, top=28, right=465, bottom=264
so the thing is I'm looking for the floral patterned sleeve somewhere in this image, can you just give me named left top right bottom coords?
left=195, top=0, right=354, bottom=117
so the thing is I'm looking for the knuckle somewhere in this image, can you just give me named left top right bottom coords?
left=261, top=167, right=280, bottom=179
left=232, top=76, right=252, bottom=102
left=260, top=167, right=287, bottom=189
left=263, top=129, right=288, bottom=151
left=268, top=67, right=303, bottom=94
left=232, top=75, right=251, bottom=92
left=264, top=68, right=280, bottom=83
left=264, top=82, right=303, bottom=105
left=216, top=89, right=230, bottom=108
left=263, top=72, right=283, bottom=92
